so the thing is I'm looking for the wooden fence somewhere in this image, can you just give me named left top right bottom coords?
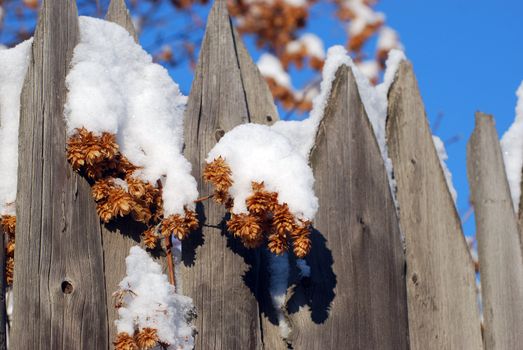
left=3, top=0, right=523, bottom=349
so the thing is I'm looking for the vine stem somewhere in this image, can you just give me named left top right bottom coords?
left=193, top=194, right=213, bottom=203
left=164, top=236, right=176, bottom=287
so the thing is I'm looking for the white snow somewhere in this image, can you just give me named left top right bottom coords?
left=207, top=123, right=318, bottom=220
left=432, top=136, right=457, bottom=203
left=300, top=33, right=325, bottom=59
left=344, top=0, right=384, bottom=37
left=116, top=246, right=194, bottom=349
left=285, top=33, right=325, bottom=59
left=64, top=17, right=198, bottom=216
left=0, top=39, right=33, bottom=216
left=357, top=59, right=379, bottom=82
left=501, top=81, right=523, bottom=211
left=377, top=26, right=403, bottom=52
left=283, top=0, right=306, bottom=6
left=257, top=53, right=292, bottom=88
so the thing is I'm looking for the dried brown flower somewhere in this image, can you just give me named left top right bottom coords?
left=6, top=240, right=15, bottom=257
left=290, top=221, right=312, bottom=258
left=143, top=227, right=159, bottom=249
left=184, top=209, right=199, bottom=231
left=162, top=214, right=188, bottom=240
left=227, top=213, right=263, bottom=249
left=6, top=257, right=14, bottom=286
left=66, top=128, right=119, bottom=179
left=134, top=327, right=159, bottom=350
left=268, top=231, right=288, bottom=255
left=273, top=203, right=295, bottom=236
left=114, top=332, right=138, bottom=350
left=1, top=215, right=16, bottom=237
left=203, top=156, right=233, bottom=193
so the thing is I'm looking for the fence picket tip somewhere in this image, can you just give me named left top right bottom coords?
left=466, top=110, right=523, bottom=350
left=386, top=59, right=483, bottom=350
left=106, top=0, right=138, bottom=42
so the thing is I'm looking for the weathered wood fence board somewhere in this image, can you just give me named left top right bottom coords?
left=386, top=61, right=483, bottom=349
left=11, top=0, right=109, bottom=348
left=286, top=65, right=409, bottom=349
left=106, top=0, right=138, bottom=42
left=519, top=172, right=523, bottom=249
left=180, top=0, right=280, bottom=348
left=467, top=112, right=523, bottom=349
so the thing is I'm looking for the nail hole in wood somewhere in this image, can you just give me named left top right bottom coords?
left=215, top=129, right=225, bottom=141
left=61, top=280, right=74, bottom=294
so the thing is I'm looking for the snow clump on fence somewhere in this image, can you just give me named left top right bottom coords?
left=0, top=38, right=32, bottom=216
left=114, top=246, right=194, bottom=350
left=501, top=81, right=523, bottom=211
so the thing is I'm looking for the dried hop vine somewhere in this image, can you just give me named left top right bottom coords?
left=204, top=158, right=312, bottom=258
left=1, top=215, right=16, bottom=286
left=66, top=127, right=199, bottom=250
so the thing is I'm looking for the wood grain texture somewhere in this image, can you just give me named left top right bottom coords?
left=284, top=65, right=409, bottom=349
left=106, top=0, right=138, bottom=42
left=180, top=0, right=280, bottom=348
left=519, top=169, right=523, bottom=249
left=467, top=112, right=523, bottom=350
left=11, top=1, right=109, bottom=349
left=386, top=61, right=483, bottom=350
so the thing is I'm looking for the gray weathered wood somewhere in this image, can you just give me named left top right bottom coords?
left=519, top=169, right=523, bottom=248
left=386, top=61, right=483, bottom=349
left=180, top=0, right=280, bottom=348
left=11, top=0, right=109, bottom=348
left=106, top=0, right=138, bottom=42
left=467, top=112, right=523, bottom=350
left=285, top=65, right=409, bottom=349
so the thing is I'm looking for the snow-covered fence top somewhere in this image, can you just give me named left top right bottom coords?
left=3, top=0, right=523, bottom=349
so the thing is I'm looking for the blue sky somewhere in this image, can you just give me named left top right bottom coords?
left=377, top=1, right=523, bottom=235
left=163, top=1, right=523, bottom=237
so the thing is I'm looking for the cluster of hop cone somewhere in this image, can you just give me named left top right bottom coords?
left=1, top=215, right=15, bottom=286
left=66, top=127, right=199, bottom=250
left=203, top=157, right=312, bottom=258
left=114, top=327, right=162, bottom=350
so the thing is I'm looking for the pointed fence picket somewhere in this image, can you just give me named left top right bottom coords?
left=386, top=61, right=483, bottom=349
left=4, top=0, right=523, bottom=349
left=285, top=64, right=409, bottom=349
left=11, top=0, right=109, bottom=348
left=180, top=0, right=280, bottom=348
left=467, top=112, right=523, bottom=349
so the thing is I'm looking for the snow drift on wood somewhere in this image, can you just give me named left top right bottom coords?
left=115, top=246, right=194, bottom=349
left=64, top=17, right=198, bottom=216
left=0, top=39, right=32, bottom=215
left=271, top=45, right=405, bottom=192
left=432, top=136, right=457, bottom=203
left=501, top=81, right=523, bottom=211
left=207, top=123, right=318, bottom=220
